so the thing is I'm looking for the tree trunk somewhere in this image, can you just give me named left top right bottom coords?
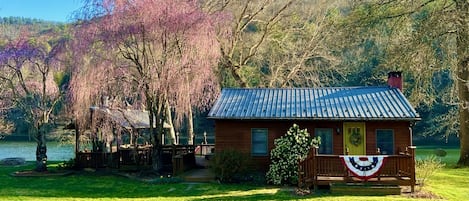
left=165, top=99, right=176, bottom=145
left=456, top=0, right=469, bottom=166
left=151, top=94, right=164, bottom=171
left=220, top=55, right=248, bottom=87
left=35, top=125, right=47, bottom=172
left=187, top=105, right=194, bottom=145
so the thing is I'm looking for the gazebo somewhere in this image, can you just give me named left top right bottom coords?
left=75, top=107, right=195, bottom=173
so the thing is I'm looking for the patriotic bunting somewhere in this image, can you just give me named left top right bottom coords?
left=340, top=155, right=387, bottom=180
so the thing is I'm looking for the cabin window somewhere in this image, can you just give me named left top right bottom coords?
left=376, top=129, right=394, bottom=154
left=251, top=128, right=268, bottom=156
left=315, top=128, right=333, bottom=154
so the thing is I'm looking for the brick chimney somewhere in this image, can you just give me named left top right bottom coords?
left=388, top=71, right=403, bottom=91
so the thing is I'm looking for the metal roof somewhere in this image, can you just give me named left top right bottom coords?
left=91, top=107, right=171, bottom=129
left=208, top=87, right=420, bottom=121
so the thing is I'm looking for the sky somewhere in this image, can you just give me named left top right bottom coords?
left=0, top=0, right=84, bottom=22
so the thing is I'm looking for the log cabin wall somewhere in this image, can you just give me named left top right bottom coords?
left=365, top=121, right=412, bottom=154
left=214, top=119, right=412, bottom=170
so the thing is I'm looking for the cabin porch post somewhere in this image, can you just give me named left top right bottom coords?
left=408, top=146, right=416, bottom=193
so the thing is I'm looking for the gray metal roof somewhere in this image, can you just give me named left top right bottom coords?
left=91, top=107, right=171, bottom=129
left=208, top=87, right=420, bottom=121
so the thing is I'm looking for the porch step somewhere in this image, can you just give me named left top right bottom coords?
left=330, top=183, right=401, bottom=195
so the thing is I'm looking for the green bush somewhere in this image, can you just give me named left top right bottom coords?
left=209, top=149, right=250, bottom=183
left=57, top=158, right=77, bottom=170
left=433, top=148, right=447, bottom=157
left=416, top=155, right=445, bottom=189
left=266, top=124, right=319, bottom=185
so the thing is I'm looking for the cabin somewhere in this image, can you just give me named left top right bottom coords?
left=208, top=72, right=420, bottom=191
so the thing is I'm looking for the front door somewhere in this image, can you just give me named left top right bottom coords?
left=343, top=122, right=366, bottom=155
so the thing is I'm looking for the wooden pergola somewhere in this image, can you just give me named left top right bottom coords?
left=75, top=107, right=196, bottom=174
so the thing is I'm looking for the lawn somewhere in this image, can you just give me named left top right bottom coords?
left=0, top=147, right=467, bottom=201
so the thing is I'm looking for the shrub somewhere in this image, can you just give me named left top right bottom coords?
left=209, top=149, right=250, bottom=183
left=416, top=155, right=445, bottom=189
left=433, top=148, right=447, bottom=157
left=266, top=124, right=319, bottom=185
left=57, top=158, right=77, bottom=170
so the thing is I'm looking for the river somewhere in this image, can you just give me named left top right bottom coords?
left=0, top=141, right=74, bottom=161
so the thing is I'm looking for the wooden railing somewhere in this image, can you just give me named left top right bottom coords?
left=76, top=144, right=196, bottom=174
left=298, top=146, right=416, bottom=192
left=162, top=145, right=196, bottom=175
left=76, top=152, right=119, bottom=169
left=195, top=144, right=215, bottom=157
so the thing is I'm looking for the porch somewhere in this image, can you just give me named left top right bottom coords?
left=76, top=144, right=196, bottom=174
left=298, top=146, right=416, bottom=192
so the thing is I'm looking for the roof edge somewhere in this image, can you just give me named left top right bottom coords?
left=207, top=116, right=421, bottom=121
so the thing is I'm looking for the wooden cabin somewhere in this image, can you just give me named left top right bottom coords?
left=208, top=72, right=420, bottom=191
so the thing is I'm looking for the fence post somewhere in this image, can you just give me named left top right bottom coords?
left=312, top=146, right=318, bottom=192
left=408, top=146, right=416, bottom=193
left=203, top=131, right=207, bottom=144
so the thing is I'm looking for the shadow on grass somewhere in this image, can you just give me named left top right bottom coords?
left=0, top=163, right=339, bottom=200
left=188, top=188, right=335, bottom=201
left=1, top=162, right=434, bottom=200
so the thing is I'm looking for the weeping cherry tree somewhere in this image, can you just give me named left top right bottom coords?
left=70, top=0, right=223, bottom=170
left=0, top=33, right=67, bottom=171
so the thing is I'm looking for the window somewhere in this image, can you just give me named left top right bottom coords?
left=376, top=129, right=394, bottom=154
left=315, top=128, right=333, bottom=154
left=251, top=128, right=268, bottom=156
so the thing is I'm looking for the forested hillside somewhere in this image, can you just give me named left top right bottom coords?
left=0, top=16, right=64, bottom=40
left=0, top=17, right=69, bottom=140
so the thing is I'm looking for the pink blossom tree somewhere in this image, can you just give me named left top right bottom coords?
left=0, top=33, right=67, bottom=172
left=71, top=0, right=222, bottom=170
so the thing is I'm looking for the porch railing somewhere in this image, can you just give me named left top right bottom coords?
left=298, top=146, right=416, bottom=192
left=76, top=144, right=196, bottom=174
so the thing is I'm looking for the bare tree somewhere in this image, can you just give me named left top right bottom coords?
left=340, top=0, right=469, bottom=166
left=203, top=0, right=345, bottom=88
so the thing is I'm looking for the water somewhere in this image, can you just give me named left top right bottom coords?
left=0, top=141, right=74, bottom=161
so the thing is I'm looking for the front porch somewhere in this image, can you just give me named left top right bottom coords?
left=298, top=146, right=416, bottom=192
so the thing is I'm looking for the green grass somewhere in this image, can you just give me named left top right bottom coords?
left=416, top=146, right=469, bottom=201
left=0, top=147, right=467, bottom=201
left=415, top=145, right=461, bottom=165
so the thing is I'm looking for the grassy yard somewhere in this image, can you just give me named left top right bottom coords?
left=0, top=147, right=467, bottom=201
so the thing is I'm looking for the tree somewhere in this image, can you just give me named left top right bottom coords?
left=203, top=0, right=346, bottom=88
left=338, top=0, right=469, bottom=166
left=0, top=118, right=14, bottom=135
left=71, top=0, right=222, bottom=170
left=0, top=33, right=67, bottom=171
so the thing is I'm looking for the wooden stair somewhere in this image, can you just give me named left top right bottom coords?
left=330, top=183, right=401, bottom=195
